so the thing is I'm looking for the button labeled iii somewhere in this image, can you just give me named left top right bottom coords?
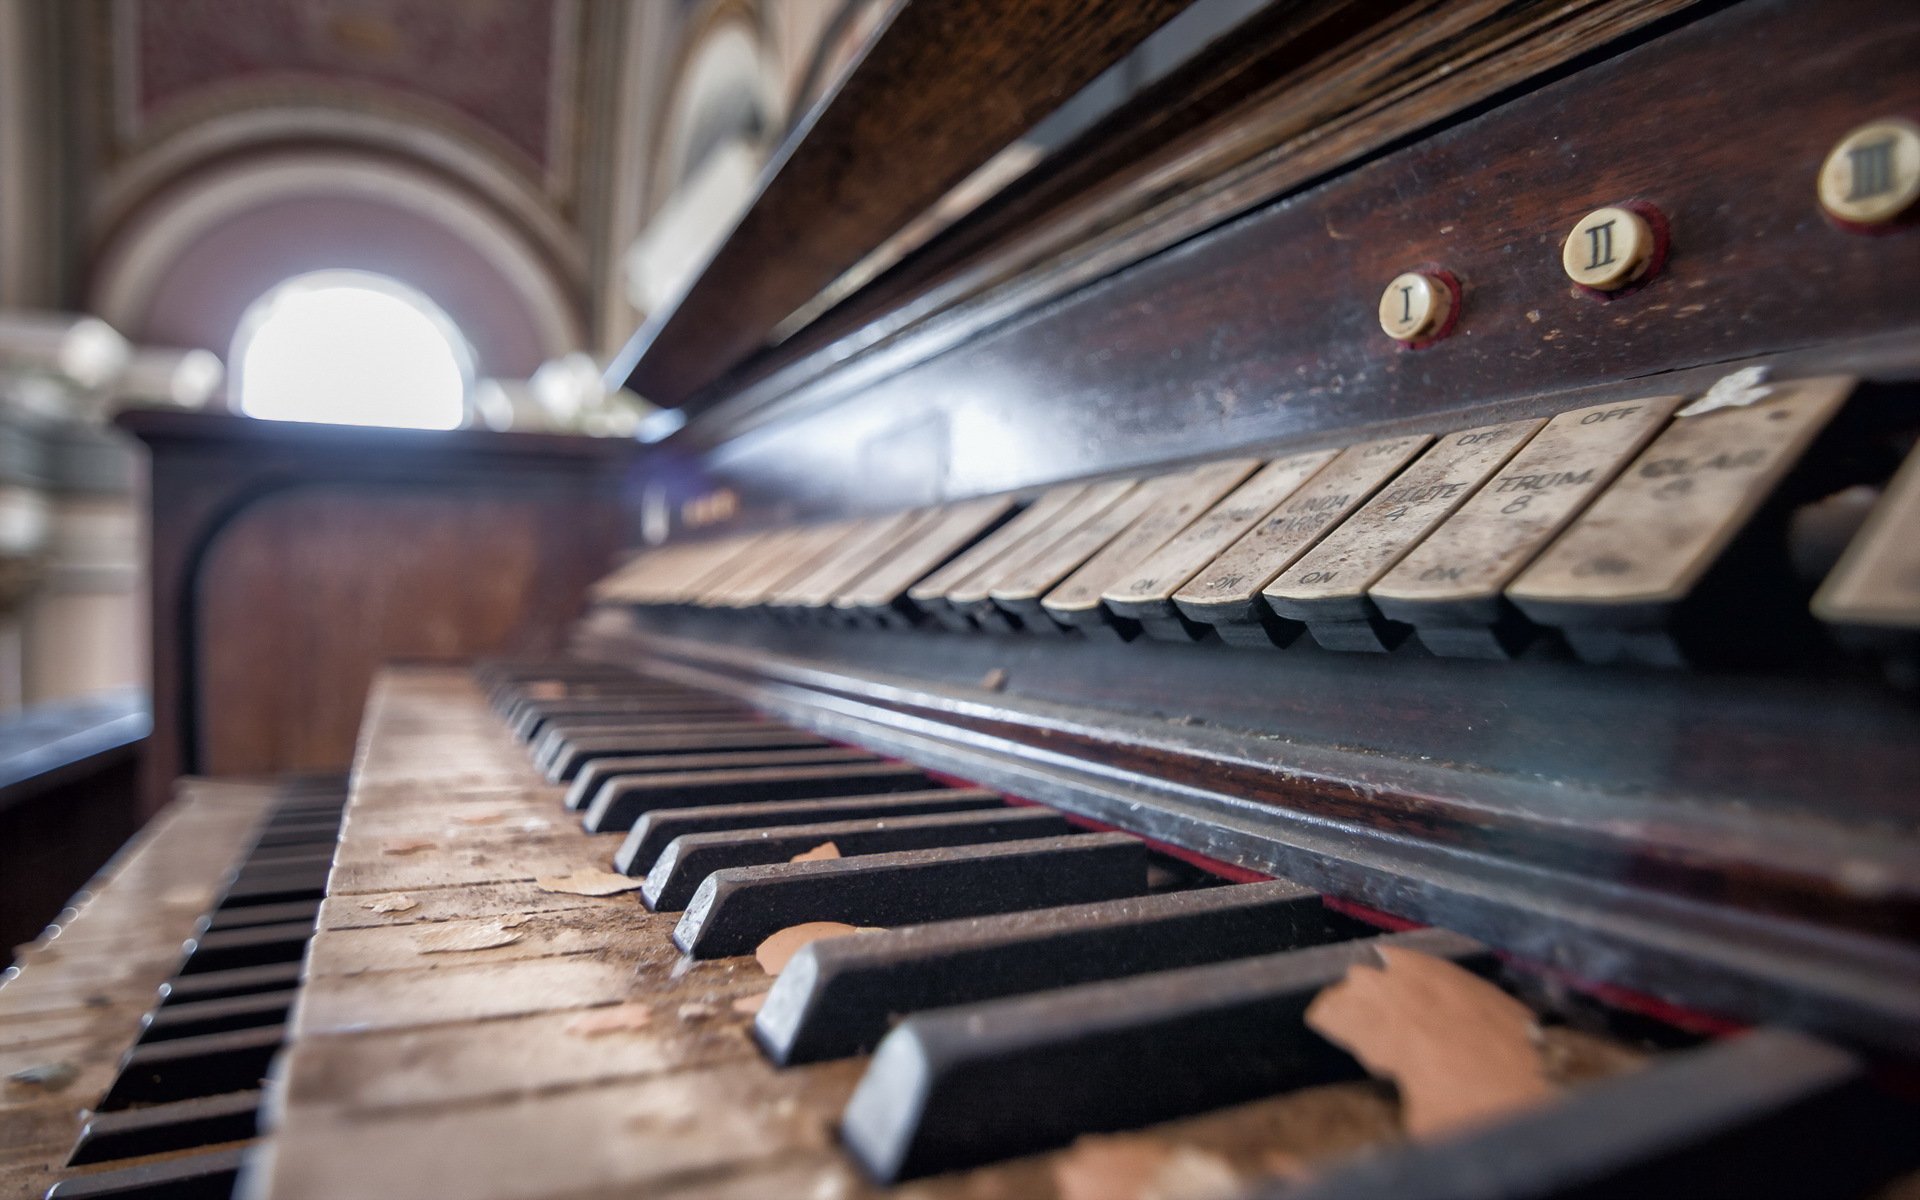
left=1819, top=118, right=1920, bottom=226
left=1378, top=272, right=1453, bottom=342
left=1562, top=206, right=1656, bottom=291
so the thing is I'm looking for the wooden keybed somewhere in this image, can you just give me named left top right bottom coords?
left=232, top=667, right=1920, bottom=1195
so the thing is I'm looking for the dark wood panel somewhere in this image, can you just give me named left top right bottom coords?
left=195, top=485, right=600, bottom=776
left=685, top=0, right=1920, bottom=518
left=608, top=0, right=1196, bottom=408
left=119, top=410, right=636, bottom=813
left=697, top=0, right=1703, bottom=440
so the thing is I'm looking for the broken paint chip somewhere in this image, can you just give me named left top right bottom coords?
left=534, top=868, right=646, bottom=896
left=1260, top=1149, right=1312, bottom=1184
left=1304, top=945, right=1555, bottom=1139
left=362, top=895, right=419, bottom=915
left=381, top=838, right=436, bottom=856
left=753, top=921, right=878, bottom=976
left=731, top=991, right=770, bottom=1016
left=677, top=1002, right=718, bottom=1022
left=5, top=1062, right=78, bottom=1092
left=451, top=812, right=507, bottom=826
left=1052, top=1134, right=1242, bottom=1200
left=789, top=841, right=841, bottom=863
left=413, top=922, right=524, bottom=954
left=1677, top=364, right=1772, bottom=417
left=566, top=1004, right=654, bottom=1037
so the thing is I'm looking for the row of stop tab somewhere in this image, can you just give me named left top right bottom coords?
left=597, top=371, right=1918, bottom=669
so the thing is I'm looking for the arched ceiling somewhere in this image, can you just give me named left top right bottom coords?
left=69, top=0, right=614, bottom=379
left=1, top=0, right=872, bottom=384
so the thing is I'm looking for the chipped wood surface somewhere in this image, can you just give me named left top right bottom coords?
left=0, top=779, right=275, bottom=1200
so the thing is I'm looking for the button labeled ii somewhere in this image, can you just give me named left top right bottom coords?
left=1378, top=272, right=1454, bottom=343
left=1562, top=206, right=1656, bottom=291
left=1819, top=118, right=1920, bottom=226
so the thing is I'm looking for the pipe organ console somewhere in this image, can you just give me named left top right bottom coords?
left=6, top=1, right=1920, bottom=1197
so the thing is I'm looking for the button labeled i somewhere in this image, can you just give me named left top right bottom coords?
left=1562, top=206, right=1657, bottom=291
left=1378, top=271, right=1454, bottom=342
left=1819, top=118, right=1920, bottom=226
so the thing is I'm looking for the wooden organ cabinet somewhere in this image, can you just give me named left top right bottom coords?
left=5, top=2, right=1920, bottom=1198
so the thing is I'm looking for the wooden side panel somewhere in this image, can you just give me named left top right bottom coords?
left=194, top=484, right=605, bottom=777
left=120, top=410, right=636, bottom=812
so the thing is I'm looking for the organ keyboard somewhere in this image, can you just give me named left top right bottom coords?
left=11, top=0, right=1920, bottom=1195
left=14, top=665, right=1916, bottom=1197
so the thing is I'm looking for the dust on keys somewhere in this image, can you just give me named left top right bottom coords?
left=234, top=662, right=1920, bottom=1200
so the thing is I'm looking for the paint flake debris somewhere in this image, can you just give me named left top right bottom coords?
left=1053, top=1134, right=1242, bottom=1200
left=566, top=1005, right=654, bottom=1037
left=1304, top=945, right=1554, bottom=1139
left=534, top=868, right=645, bottom=896
left=754, top=921, right=880, bottom=976
left=413, top=922, right=524, bottom=953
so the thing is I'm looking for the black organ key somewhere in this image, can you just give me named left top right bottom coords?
left=157, top=962, right=303, bottom=1006
left=531, top=719, right=768, bottom=773
left=562, top=743, right=866, bottom=811
left=139, top=990, right=295, bottom=1042
left=250, top=822, right=341, bottom=850
left=641, top=807, right=1073, bottom=910
left=612, top=788, right=1005, bottom=876
left=1270, top=1028, right=1920, bottom=1200
left=215, top=869, right=329, bottom=907
left=228, top=850, right=330, bottom=873
left=755, top=878, right=1373, bottom=1065
left=672, top=833, right=1149, bottom=959
left=99, top=1025, right=287, bottom=1109
left=200, top=899, right=321, bottom=932
left=540, top=726, right=817, bottom=783
left=839, top=928, right=1486, bottom=1181
left=176, top=921, right=316, bottom=975
left=67, top=1091, right=261, bottom=1166
left=46, top=1144, right=249, bottom=1199
left=517, top=703, right=750, bottom=742
left=581, top=762, right=935, bottom=834
left=512, top=689, right=746, bottom=720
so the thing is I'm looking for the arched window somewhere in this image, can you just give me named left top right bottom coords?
left=231, top=271, right=473, bottom=429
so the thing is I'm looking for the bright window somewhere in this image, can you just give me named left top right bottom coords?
left=232, top=271, right=472, bottom=429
